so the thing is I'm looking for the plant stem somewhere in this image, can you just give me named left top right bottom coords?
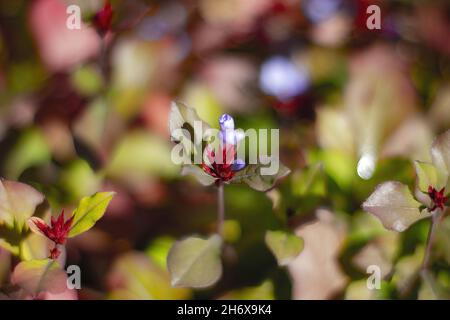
left=421, top=209, right=443, bottom=271
left=217, top=183, right=225, bottom=236
left=99, top=37, right=107, bottom=80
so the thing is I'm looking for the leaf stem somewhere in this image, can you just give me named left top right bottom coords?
left=421, top=209, right=444, bottom=271
left=217, top=183, right=225, bottom=236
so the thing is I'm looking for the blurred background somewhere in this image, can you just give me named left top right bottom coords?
left=0, top=0, right=449, bottom=299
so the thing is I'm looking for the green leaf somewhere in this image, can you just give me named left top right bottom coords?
left=4, top=127, right=51, bottom=179
left=265, top=230, right=304, bottom=266
left=11, top=259, right=67, bottom=295
left=431, top=129, right=450, bottom=191
left=291, top=162, right=326, bottom=197
left=362, top=181, right=430, bottom=232
left=68, top=192, right=115, bottom=238
left=232, top=159, right=291, bottom=192
left=0, top=179, right=45, bottom=230
left=167, top=234, right=222, bottom=288
left=414, top=161, right=445, bottom=192
left=106, top=130, right=178, bottom=181
left=59, top=159, right=102, bottom=201
left=71, top=64, right=103, bottom=96
left=219, top=280, right=274, bottom=300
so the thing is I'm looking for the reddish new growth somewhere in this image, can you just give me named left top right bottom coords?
left=33, top=210, right=74, bottom=259
left=427, top=186, right=448, bottom=212
left=93, top=1, right=113, bottom=36
left=202, top=145, right=236, bottom=183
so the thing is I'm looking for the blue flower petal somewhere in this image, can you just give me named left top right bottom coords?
left=219, top=114, right=234, bottom=131
left=232, top=158, right=246, bottom=171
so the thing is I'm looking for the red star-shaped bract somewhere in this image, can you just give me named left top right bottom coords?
left=428, top=186, right=448, bottom=212
left=33, top=210, right=74, bottom=245
left=93, top=1, right=113, bottom=36
left=30, top=210, right=74, bottom=259
left=202, top=144, right=236, bottom=182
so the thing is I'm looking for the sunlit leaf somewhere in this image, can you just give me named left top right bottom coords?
left=265, top=230, right=304, bottom=266
left=0, top=180, right=45, bottom=230
left=11, top=259, right=67, bottom=295
left=68, top=192, right=115, bottom=238
left=414, top=161, right=445, bottom=192
left=362, top=181, right=429, bottom=232
left=167, top=234, right=222, bottom=288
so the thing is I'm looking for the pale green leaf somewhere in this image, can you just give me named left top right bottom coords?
left=362, top=181, right=430, bottom=232
left=265, top=230, right=304, bottom=266
left=167, top=234, right=222, bottom=288
left=169, top=101, right=211, bottom=144
left=168, top=101, right=214, bottom=165
left=414, top=161, right=445, bottom=192
left=68, top=192, right=115, bottom=238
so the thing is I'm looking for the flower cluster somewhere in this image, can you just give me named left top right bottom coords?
left=201, top=114, right=245, bottom=183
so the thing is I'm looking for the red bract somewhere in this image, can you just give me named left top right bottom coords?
left=30, top=210, right=74, bottom=259
left=202, top=145, right=236, bottom=182
left=93, top=1, right=113, bottom=36
left=33, top=210, right=74, bottom=245
left=427, top=186, right=448, bottom=212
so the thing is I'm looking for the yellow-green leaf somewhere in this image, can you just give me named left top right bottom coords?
left=68, top=192, right=115, bottom=238
left=414, top=161, right=445, bottom=192
left=265, top=230, right=304, bottom=266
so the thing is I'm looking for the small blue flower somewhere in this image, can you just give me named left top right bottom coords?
left=206, top=114, right=246, bottom=176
